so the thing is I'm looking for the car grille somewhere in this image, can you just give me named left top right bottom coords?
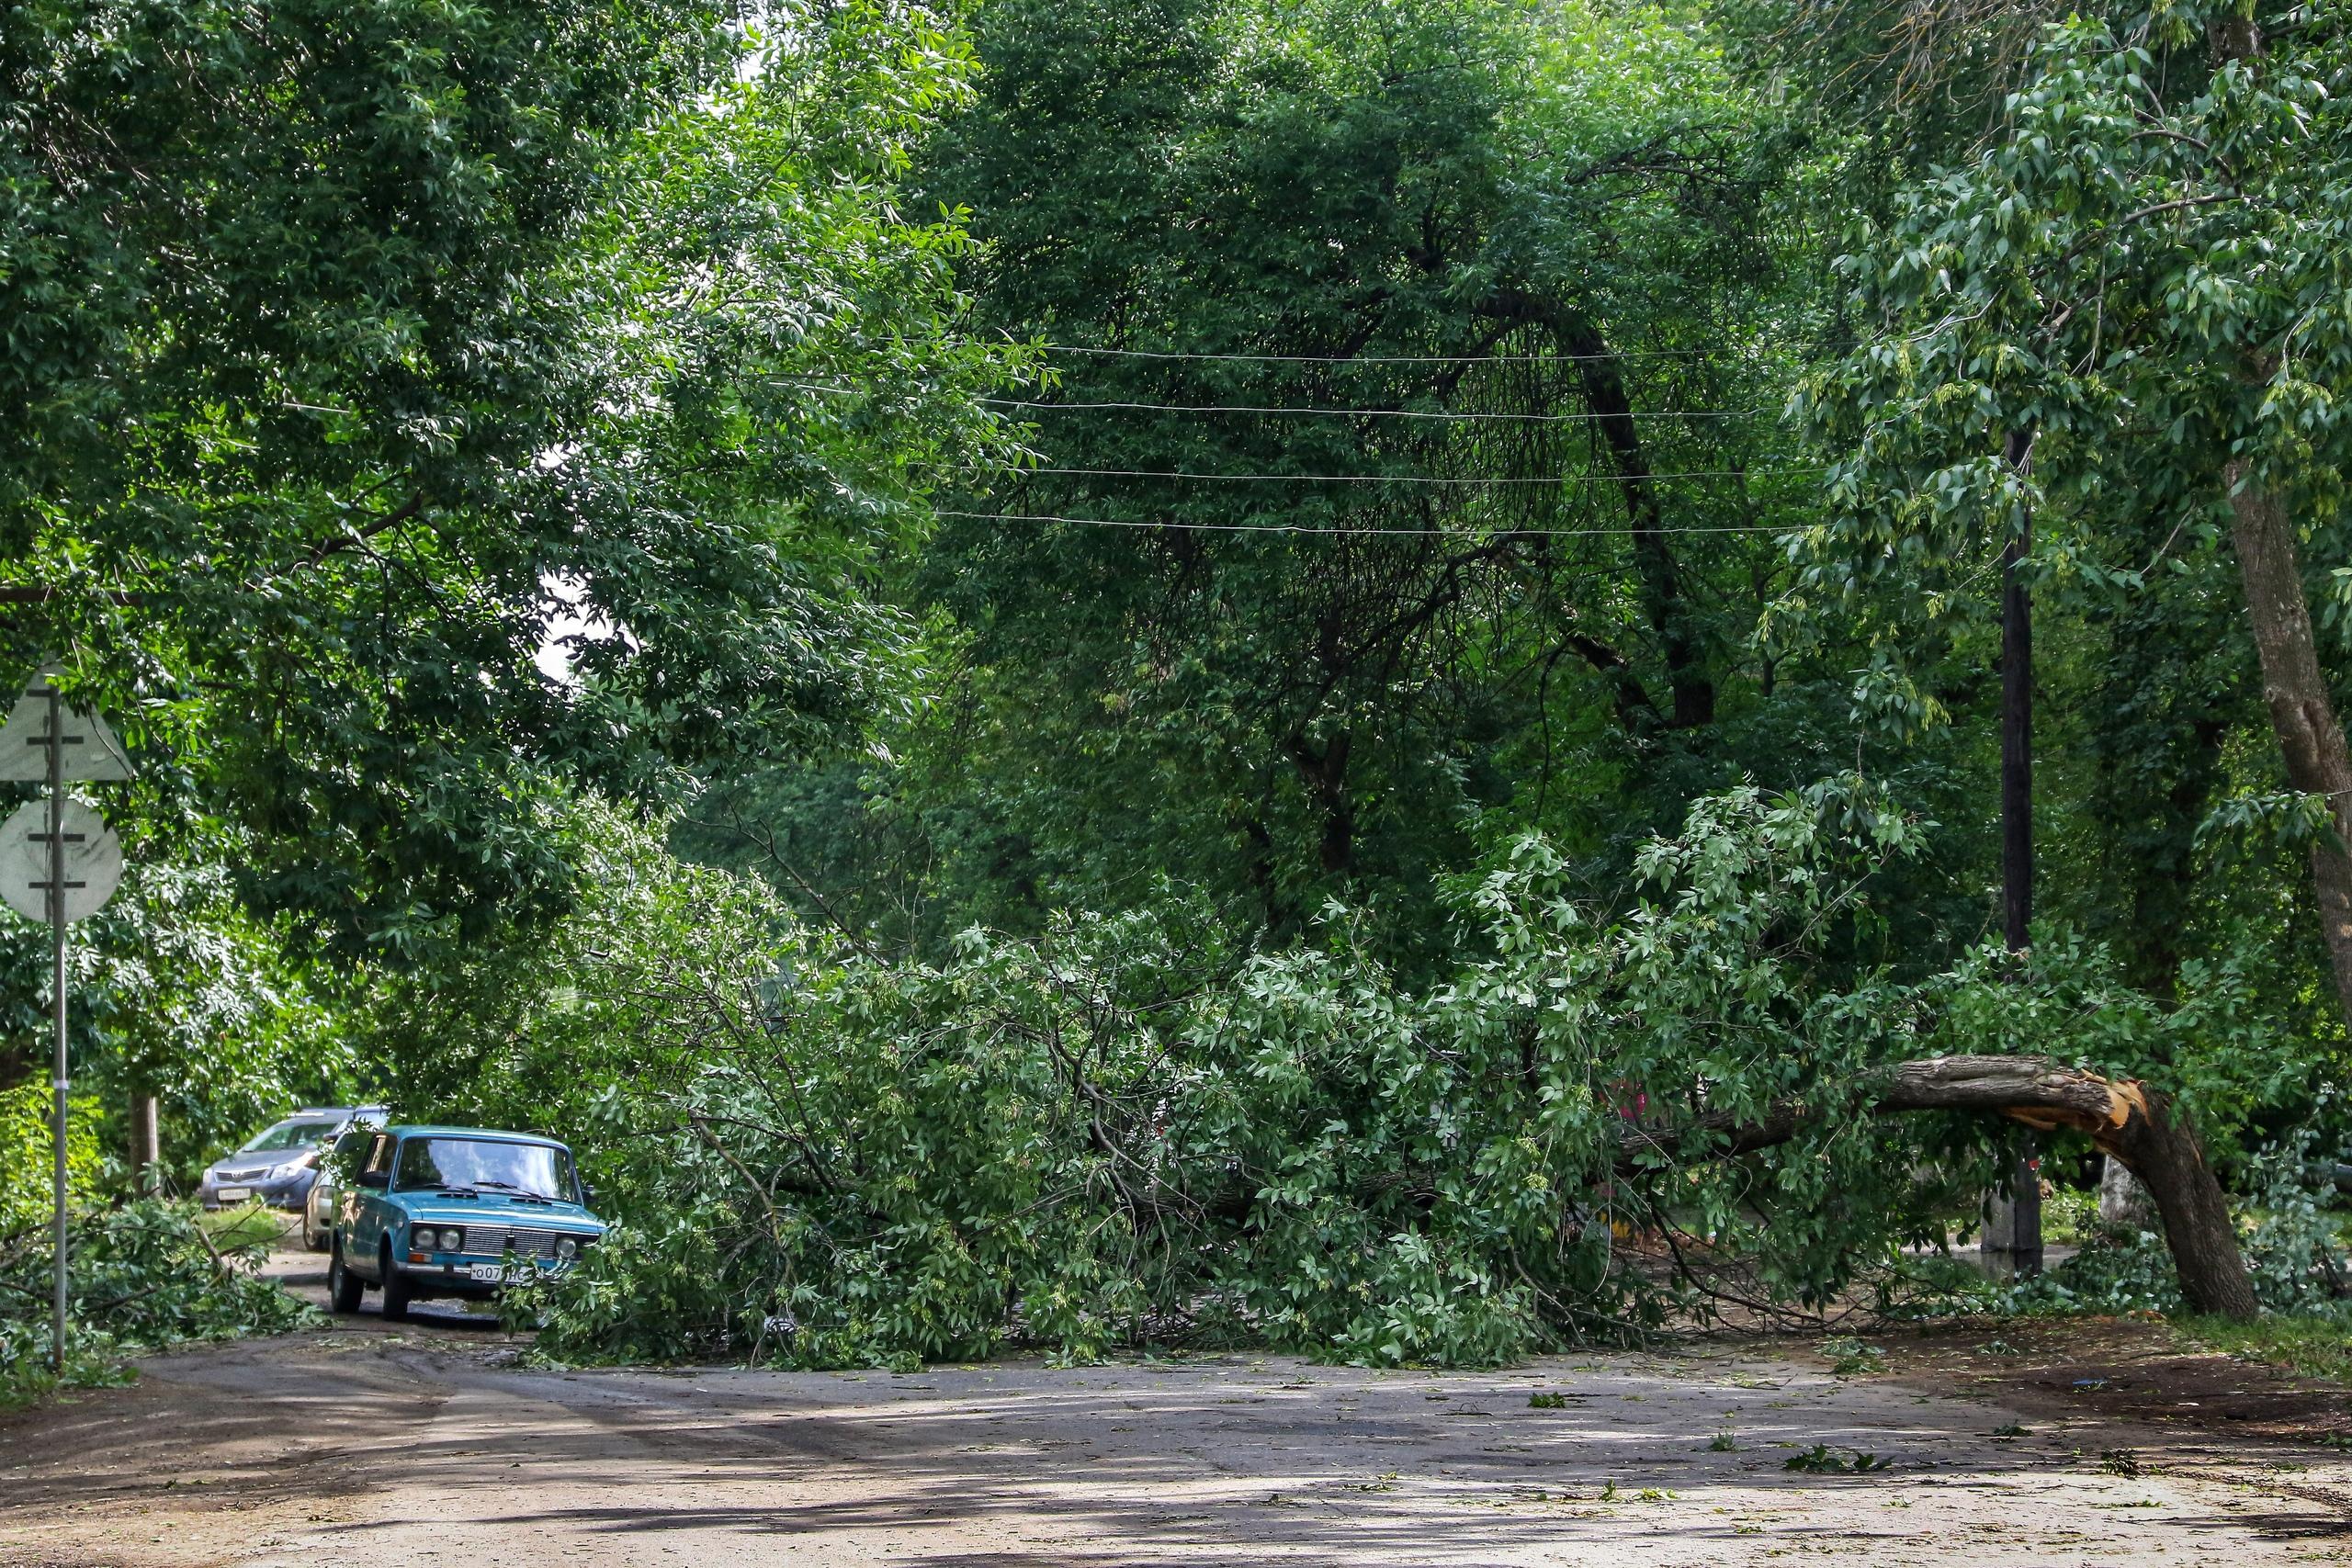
left=461, top=1224, right=592, bottom=1259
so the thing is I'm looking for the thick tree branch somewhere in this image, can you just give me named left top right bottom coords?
left=1619, top=1054, right=2257, bottom=1319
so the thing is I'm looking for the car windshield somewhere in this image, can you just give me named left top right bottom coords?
left=237, top=1117, right=344, bottom=1154
left=393, top=1137, right=571, bottom=1200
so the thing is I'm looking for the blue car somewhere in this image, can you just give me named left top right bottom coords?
left=327, top=1124, right=605, bottom=1321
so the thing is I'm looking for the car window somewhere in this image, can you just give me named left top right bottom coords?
left=321, top=1126, right=373, bottom=1177
left=361, top=1134, right=396, bottom=1179
left=237, top=1116, right=344, bottom=1154
left=392, top=1137, right=572, bottom=1200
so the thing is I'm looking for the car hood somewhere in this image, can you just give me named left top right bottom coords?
left=208, top=1154, right=312, bottom=1182
left=396, top=1192, right=604, bottom=1232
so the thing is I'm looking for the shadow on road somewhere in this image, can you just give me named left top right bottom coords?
left=264, top=1235, right=511, bottom=1335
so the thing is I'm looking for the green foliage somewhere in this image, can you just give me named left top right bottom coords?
left=1819, top=1336, right=1884, bottom=1375
left=1784, top=1443, right=1890, bottom=1473
left=2235, top=1117, right=2352, bottom=1316
left=0, top=1198, right=311, bottom=1404
left=0, top=1085, right=96, bottom=1236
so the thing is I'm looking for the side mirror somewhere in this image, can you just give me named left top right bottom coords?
left=356, top=1170, right=389, bottom=1190
left=580, top=1183, right=598, bottom=1206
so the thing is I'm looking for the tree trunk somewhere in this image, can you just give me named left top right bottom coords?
left=2207, top=0, right=2352, bottom=1022
left=1563, top=325, right=1714, bottom=729
left=2225, top=465, right=2352, bottom=1023
left=2098, top=1155, right=2156, bottom=1231
left=1621, top=1054, right=2258, bottom=1319
left=128, top=1092, right=162, bottom=1196
left=1479, top=290, right=1713, bottom=728
left=1283, top=730, right=1354, bottom=875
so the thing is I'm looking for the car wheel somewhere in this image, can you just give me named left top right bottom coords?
left=379, top=1244, right=413, bottom=1322
left=327, top=1242, right=365, bottom=1314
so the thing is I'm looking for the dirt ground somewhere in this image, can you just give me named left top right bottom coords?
left=4, top=1248, right=2349, bottom=1567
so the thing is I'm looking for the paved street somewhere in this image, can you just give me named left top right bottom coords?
left=4, top=1254, right=2347, bottom=1566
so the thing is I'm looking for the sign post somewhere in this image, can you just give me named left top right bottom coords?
left=0, top=669, right=130, bottom=1372
left=45, top=681, right=62, bottom=1375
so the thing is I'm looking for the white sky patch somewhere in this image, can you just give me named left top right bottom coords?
left=535, top=572, right=633, bottom=686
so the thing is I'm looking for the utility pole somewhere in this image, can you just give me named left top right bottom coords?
left=1984, top=431, right=2043, bottom=1279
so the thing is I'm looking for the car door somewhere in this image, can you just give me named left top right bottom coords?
left=349, top=1132, right=398, bottom=1272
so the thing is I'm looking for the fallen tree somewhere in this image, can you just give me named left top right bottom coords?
left=419, top=793, right=2286, bottom=1371
left=1623, top=1054, right=2258, bottom=1320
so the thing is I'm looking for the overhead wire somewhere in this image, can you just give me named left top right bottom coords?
left=988, top=465, right=1823, bottom=486
left=934, top=509, right=1802, bottom=539
left=982, top=398, right=1759, bottom=422
left=1041, top=344, right=1752, bottom=365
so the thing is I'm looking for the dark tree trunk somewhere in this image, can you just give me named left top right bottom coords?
left=1561, top=325, right=1713, bottom=729
left=1231, top=805, right=1289, bottom=935
left=1478, top=290, right=1713, bottom=728
left=1284, top=730, right=1354, bottom=874
left=1621, top=1054, right=2258, bottom=1320
left=2226, top=465, right=2352, bottom=1025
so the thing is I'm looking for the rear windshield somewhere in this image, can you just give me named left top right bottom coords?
left=238, top=1117, right=344, bottom=1154
left=393, top=1137, right=572, bottom=1201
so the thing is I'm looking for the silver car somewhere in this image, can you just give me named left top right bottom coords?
left=302, top=1118, right=385, bottom=1250
left=198, top=1106, right=384, bottom=1219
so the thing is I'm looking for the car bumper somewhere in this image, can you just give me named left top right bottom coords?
left=390, top=1254, right=582, bottom=1292
left=198, top=1171, right=318, bottom=1211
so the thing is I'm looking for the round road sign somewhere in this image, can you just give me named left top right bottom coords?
left=0, top=798, right=124, bottom=923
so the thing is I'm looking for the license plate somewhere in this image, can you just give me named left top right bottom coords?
left=216, top=1188, right=249, bottom=1202
left=469, top=1263, right=504, bottom=1282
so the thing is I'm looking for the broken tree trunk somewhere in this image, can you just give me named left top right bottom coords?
left=1620, top=1054, right=2258, bottom=1320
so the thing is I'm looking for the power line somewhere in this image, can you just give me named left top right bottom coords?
left=772, top=378, right=1777, bottom=423
left=936, top=509, right=1799, bottom=539
left=982, top=398, right=1761, bottom=422
left=1046, top=344, right=1750, bottom=365
left=994, top=465, right=1824, bottom=486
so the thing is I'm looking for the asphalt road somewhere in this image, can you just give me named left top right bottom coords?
left=4, top=1248, right=2348, bottom=1566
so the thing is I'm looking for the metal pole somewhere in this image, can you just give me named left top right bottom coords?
left=48, top=682, right=68, bottom=1373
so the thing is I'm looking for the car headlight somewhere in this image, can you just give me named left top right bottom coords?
left=556, top=1237, right=578, bottom=1260
left=266, top=1158, right=310, bottom=1181
left=415, top=1226, right=461, bottom=1252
